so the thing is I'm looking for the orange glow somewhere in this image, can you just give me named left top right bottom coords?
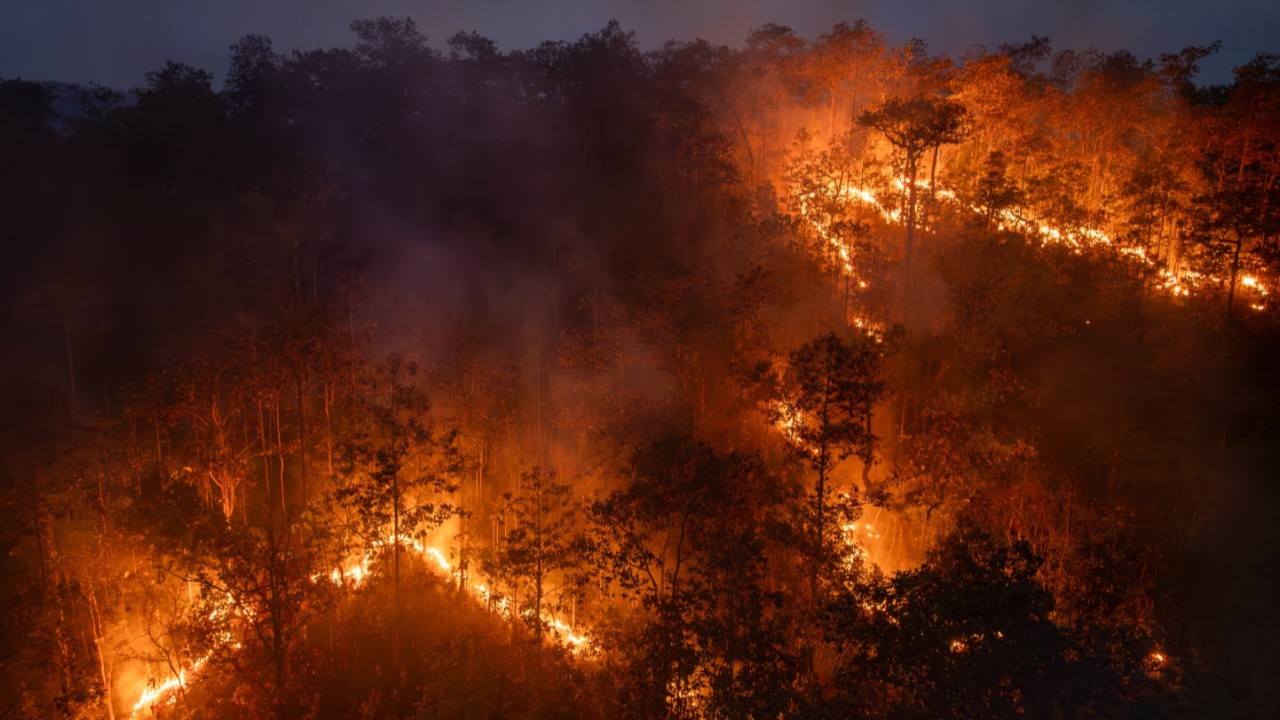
left=128, top=532, right=595, bottom=717
left=793, top=173, right=1273, bottom=311
left=130, top=663, right=195, bottom=718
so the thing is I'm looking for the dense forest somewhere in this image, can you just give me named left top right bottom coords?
left=2, top=16, right=1279, bottom=719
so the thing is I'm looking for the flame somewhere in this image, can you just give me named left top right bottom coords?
left=423, top=545, right=452, bottom=574
left=129, top=533, right=594, bottom=717
left=130, top=662, right=198, bottom=718
left=793, top=174, right=1273, bottom=311
left=128, top=653, right=212, bottom=717
left=773, top=402, right=809, bottom=448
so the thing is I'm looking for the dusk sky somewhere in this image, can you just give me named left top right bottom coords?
left=2, top=0, right=1277, bottom=90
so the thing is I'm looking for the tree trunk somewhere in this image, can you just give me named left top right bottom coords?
left=1226, top=231, right=1244, bottom=320
left=903, top=154, right=920, bottom=320
left=259, top=404, right=272, bottom=518
left=393, top=472, right=401, bottom=611
left=89, top=589, right=116, bottom=720
left=828, top=89, right=837, bottom=138
left=926, top=143, right=941, bottom=246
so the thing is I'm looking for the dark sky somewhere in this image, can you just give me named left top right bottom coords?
left=1, top=0, right=1276, bottom=89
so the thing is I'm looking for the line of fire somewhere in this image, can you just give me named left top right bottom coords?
left=2, top=17, right=1279, bottom=720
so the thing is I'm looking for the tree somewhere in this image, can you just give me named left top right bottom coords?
left=487, top=467, right=582, bottom=643
left=336, top=355, right=461, bottom=610
left=0, top=79, right=54, bottom=141
left=138, top=352, right=255, bottom=520
left=183, top=513, right=340, bottom=719
left=591, top=436, right=795, bottom=718
left=784, top=131, right=875, bottom=289
left=825, top=525, right=1169, bottom=719
left=128, top=60, right=230, bottom=193
left=859, top=96, right=967, bottom=318
left=224, top=35, right=282, bottom=117
left=1158, top=43, right=1220, bottom=102
left=970, top=150, right=1025, bottom=231
left=447, top=30, right=500, bottom=63
left=350, top=17, right=430, bottom=68
left=797, top=20, right=893, bottom=137
left=772, top=331, right=888, bottom=594
left=1000, top=35, right=1054, bottom=80
left=559, top=21, right=648, bottom=172
left=652, top=40, right=741, bottom=191
left=735, top=23, right=807, bottom=181
left=1190, top=53, right=1280, bottom=318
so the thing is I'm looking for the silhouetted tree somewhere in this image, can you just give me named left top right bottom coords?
left=859, top=95, right=967, bottom=317
left=489, top=467, right=581, bottom=641
left=336, top=355, right=461, bottom=609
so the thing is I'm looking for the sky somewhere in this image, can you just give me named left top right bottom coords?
left=1, top=0, right=1277, bottom=89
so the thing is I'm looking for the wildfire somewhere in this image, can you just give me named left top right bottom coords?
left=129, top=533, right=594, bottom=717
left=844, top=520, right=881, bottom=541
left=962, top=183, right=1273, bottom=305
left=130, top=660, right=202, bottom=718
left=798, top=193, right=854, bottom=278
left=773, top=401, right=809, bottom=449
left=403, top=537, right=591, bottom=649
left=794, top=174, right=1273, bottom=311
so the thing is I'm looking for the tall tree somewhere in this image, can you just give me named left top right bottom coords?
left=224, top=35, right=282, bottom=118
left=797, top=20, right=893, bottom=137
left=336, top=355, right=461, bottom=610
left=1191, top=53, right=1280, bottom=317
left=859, top=96, right=967, bottom=318
left=591, top=436, right=794, bottom=718
left=772, top=331, right=888, bottom=595
left=489, top=467, right=581, bottom=642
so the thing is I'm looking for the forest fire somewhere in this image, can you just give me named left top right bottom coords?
left=3, top=9, right=1279, bottom=720
left=798, top=176, right=1273, bottom=311
left=129, top=533, right=595, bottom=717
left=404, top=538, right=594, bottom=651
left=131, top=663, right=201, bottom=718
left=773, top=401, right=812, bottom=450
left=128, top=598, right=237, bottom=717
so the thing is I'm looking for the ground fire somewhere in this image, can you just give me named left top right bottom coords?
left=2, top=13, right=1279, bottom=720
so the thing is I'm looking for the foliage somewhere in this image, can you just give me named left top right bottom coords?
left=336, top=355, right=461, bottom=598
left=487, top=467, right=583, bottom=638
left=4, top=15, right=1277, bottom=719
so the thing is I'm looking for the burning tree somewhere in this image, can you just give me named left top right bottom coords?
left=785, top=131, right=875, bottom=280
left=335, top=355, right=461, bottom=610
left=1190, top=53, right=1280, bottom=317
left=179, top=513, right=342, bottom=718
left=772, top=331, right=888, bottom=593
left=488, top=467, right=583, bottom=641
left=859, top=95, right=967, bottom=317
